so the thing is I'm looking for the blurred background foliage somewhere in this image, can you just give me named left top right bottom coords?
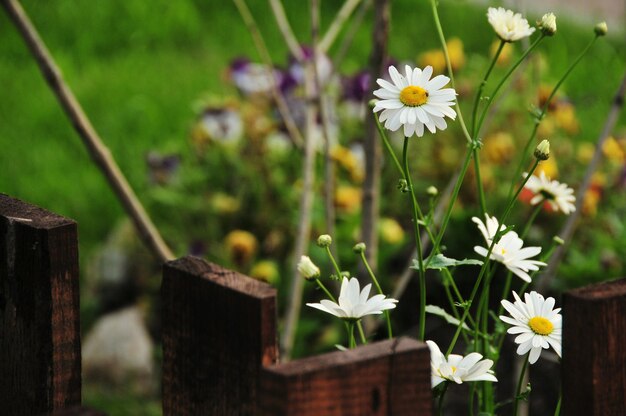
left=1, top=0, right=625, bottom=414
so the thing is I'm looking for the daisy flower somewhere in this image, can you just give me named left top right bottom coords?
left=500, top=291, right=562, bottom=364
left=426, top=341, right=497, bottom=388
left=306, top=277, right=397, bottom=321
left=523, top=171, right=576, bottom=215
left=473, top=215, right=546, bottom=282
left=372, top=65, right=457, bottom=138
left=487, top=7, right=536, bottom=42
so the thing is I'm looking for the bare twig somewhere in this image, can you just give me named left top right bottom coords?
left=360, top=0, right=390, bottom=275
left=311, top=0, right=337, bottom=255
left=232, top=0, right=304, bottom=147
left=280, top=26, right=319, bottom=362
left=269, top=0, right=305, bottom=62
left=538, top=72, right=626, bottom=292
left=2, top=0, right=174, bottom=263
left=319, top=0, right=362, bottom=53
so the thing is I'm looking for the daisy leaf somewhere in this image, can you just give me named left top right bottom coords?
left=425, top=305, right=470, bottom=330
left=411, top=254, right=483, bottom=271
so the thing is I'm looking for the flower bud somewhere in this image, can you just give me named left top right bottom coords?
left=353, top=242, right=366, bottom=254
left=426, top=186, right=438, bottom=196
left=297, top=255, right=321, bottom=280
left=553, top=236, right=565, bottom=245
left=534, top=139, right=550, bottom=161
left=538, top=13, right=557, bottom=36
left=317, top=234, right=332, bottom=247
left=594, top=21, right=608, bottom=36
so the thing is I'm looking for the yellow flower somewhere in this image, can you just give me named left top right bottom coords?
left=483, top=132, right=515, bottom=164
left=335, top=186, right=362, bottom=213
left=225, top=230, right=258, bottom=266
left=250, top=260, right=280, bottom=285
left=553, top=102, right=579, bottom=134
left=417, top=38, right=466, bottom=74
left=210, top=193, right=241, bottom=214
left=331, top=145, right=364, bottom=183
left=583, top=189, right=601, bottom=217
left=602, top=136, right=625, bottom=164
left=576, top=142, right=595, bottom=164
left=379, top=217, right=405, bottom=244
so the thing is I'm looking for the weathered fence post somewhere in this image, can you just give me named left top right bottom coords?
left=562, top=278, right=626, bottom=415
left=259, top=337, right=432, bottom=415
left=0, top=194, right=81, bottom=414
left=161, top=256, right=278, bottom=415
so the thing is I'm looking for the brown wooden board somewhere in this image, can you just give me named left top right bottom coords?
left=562, top=278, right=626, bottom=416
left=0, top=194, right=81, bottom=414
left=161, top=256, right=278, bottom=415
left=259, top=337, right=432, bottom=415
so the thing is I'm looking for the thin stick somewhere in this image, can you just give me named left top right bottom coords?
left=2, top=0, right=174, bottom=263
left=232, top=0, right=304, bottom=147
left=319, top=0, right=362, bottom=53
left=538, top=72, right=626, bottom=292
left=311, top=0, right=337, bottom=254
left=280, top=46, right=319, bottom=362
left=269, top=0, right=305, bottom=62
left=359, top=0, right=389, bottom=276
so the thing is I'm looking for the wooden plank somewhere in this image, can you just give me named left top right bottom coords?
left=562, top=278, right=626, bottom=416
left=258, top=337, right=432, bottom=416
left=0, top=194, right=81, bottom=414
left=162, top=256, right=278, bottom=415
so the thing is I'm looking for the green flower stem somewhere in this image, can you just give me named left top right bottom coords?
left=314, top=278, right=336, bottom=303
left=474, top=34, right=547, bottom=139
left=471, top=39, right=505, bottom=137
left=473, top=147, right=487, bottom=216
left=438, top=382, right=449, bottom=416
left=429, top=0, right=472, bottom=143
left=554, top=391, right=562, bottom=416
left=403, top=136, right=427, bottom=340
left=374, top=113, right=404, bottom=174
left=359, top=252, right=393, bottom=339
left=446, top=159, right=540, bottom=356
left=508, top=35, right=599, bottom=200
left=428, top=145, right=475, bottom=269
left=325, top=246, right=343, bottom=278
left=347, top=321, right=356, bottom=349
left=513, top=355, right=530, bottom=416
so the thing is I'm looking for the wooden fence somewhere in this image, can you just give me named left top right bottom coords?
left=0, top=193, right=624, bottom=415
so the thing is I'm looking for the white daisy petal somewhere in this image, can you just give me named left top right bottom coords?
left=500, top=290, right=562, bottom=365
left=372, top=64, right=457, bottom=138
left=307, top=277, right=398, bottom=321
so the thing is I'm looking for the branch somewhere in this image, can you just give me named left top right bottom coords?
left=319, top=0, right=362, bottom=53
left=232, top=0, right=304, bottom=147
left=2, top=0, right=174, bottom=263
left=269, top=0, right=305, bottom=62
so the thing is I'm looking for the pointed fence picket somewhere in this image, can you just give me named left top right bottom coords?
left=1, top=194, right=625, bottom=415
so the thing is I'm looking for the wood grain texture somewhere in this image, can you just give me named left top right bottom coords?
left=0, top=194, right=81, bottom=414
left=259, top=337, right=432, bottom=416
left=161, top=256, right=278, bottom=415
left=562, top=278, right=626, bottom=416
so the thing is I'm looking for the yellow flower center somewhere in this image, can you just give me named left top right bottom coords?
left=528, top=316, right=554, bottom=336
left=450, top=366, right=457, bottom=374
left=500, top=248, right=507, bottom=255
left=399, top=86, right=429, bottom=107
